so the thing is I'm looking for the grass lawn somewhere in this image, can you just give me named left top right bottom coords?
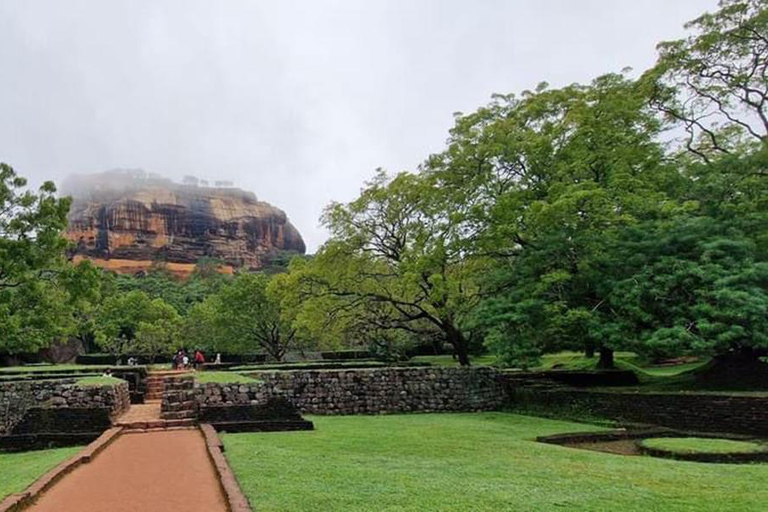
left=535, top=351, right=643, bottom=370
left=533, top=351, right=710, bottom=378
left=75, top=375, right=125, bottom=387
left=410, top=351, right=709, bottom=379
left=0, top=447, right=81, bottom=500
left=195, top=371, right=259, bottom=384
left=641, top=437, right=768, bottom=454
left=223, top=413, right=768, bottom=511
left=0, top=364, right=106, bottom=373
left=411, top=354, right=498, bottom=367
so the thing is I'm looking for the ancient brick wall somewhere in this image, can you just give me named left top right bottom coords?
left=0, top=379, right=129, bottom=435
left=511, top=387, right=768, bottom=436
left=197, top=367, right=505, bottom=415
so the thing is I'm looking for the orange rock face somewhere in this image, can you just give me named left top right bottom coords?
left=64, top=171, right=305, bottom=277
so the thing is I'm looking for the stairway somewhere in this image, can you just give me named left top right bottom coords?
left=144, top=370, right=188, bottom=401
left=115, top=370, right=197, bottom=430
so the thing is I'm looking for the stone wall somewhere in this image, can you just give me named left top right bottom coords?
left=511, top=387, right=768, bottom=436
left=197, top=367, right=504, bottom=415
left=161, top=375, right=198, bottom=420
left=0, top=379, right=129, bottom=435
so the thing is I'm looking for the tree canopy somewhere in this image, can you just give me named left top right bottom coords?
left=276, top=0, right=768, bottom=368
left=94, top=290, right=181, bottom=357
left=0, top=164, right=99, bottom=355
left=184, top=273, right=298, bottom=360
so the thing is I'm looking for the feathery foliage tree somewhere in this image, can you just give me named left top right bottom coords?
left=0, top=164, right=99, bottom=356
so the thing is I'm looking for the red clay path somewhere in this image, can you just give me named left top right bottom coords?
left=27, top=430, right=227, bottom=512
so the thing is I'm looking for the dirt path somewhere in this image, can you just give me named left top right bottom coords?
left=28, top=430, right=227, bottom=512
left=116, top=401, right=161, bottom=424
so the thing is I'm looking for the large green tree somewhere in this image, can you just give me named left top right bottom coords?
left=94, top=290, right=181, bottom=356
left=646, top=0, right=768, bottom=159
left=632, top=0, right=768, bottom=365
left=184, top=273, right=297, bottom=360
left=605, top=215, right=767, bottom=361
left=430, top=74, right=678, bottom=367
left=283, top=170, right=491, bottom=366
left=467, top=0, right=768, bottom=369
left=0, top=164, right=97, bottom=355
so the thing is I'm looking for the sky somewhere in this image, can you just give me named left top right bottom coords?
left=0, top=0, right=718, bottom=253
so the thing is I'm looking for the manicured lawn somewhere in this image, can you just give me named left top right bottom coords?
left=195, top=371, right=259, bottom=384
left=411, top=354, right=498, bottom=367
left=533, top=351, right=710, bottom=378
left=0, top=364, right=106, bottom=373
left=535, top=351, right=642, bottom=370
left=223, top=413, right=768, bottom=511
left=411, top=351, right=709, bottom=378
left=75, top=376, right=125, bottom=387
left=641, top=437, right=768, bottom=454
left=0, top=447, right=81, bottom=500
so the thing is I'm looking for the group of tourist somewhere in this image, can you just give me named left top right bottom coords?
left=172, top=349, right=206, bottom=370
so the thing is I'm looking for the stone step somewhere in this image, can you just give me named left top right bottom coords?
left=118, top=418, right=197, bottom=430
left=161, top=410, right=198, bottom=420
left=162, top=400, right=198, bottom=412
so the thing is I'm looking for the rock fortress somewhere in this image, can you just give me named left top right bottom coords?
left=63, top=169, right=305, bottom=277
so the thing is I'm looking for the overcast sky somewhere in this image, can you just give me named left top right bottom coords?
left=0, top=0, right=718, bottom=252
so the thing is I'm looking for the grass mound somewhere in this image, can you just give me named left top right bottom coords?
left=640, top=437, right=767, bottom=455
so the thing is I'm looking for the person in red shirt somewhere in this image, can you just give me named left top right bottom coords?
left=194, top=350, right=206, bottom=370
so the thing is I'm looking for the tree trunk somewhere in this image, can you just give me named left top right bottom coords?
left=597, top=347, right=615, bottom=369
left=264, top=340, right=284, bottom=362
left=445, top=323, right=470, bottom=366
left=584, top=344, right=595, bottom=359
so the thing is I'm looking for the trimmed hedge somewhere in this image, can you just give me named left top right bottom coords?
left=218, top=353, right=268, bottom=364
left=0, top=372, right=102, bottom=383
left=232, top=361, right=433, bottom=372
left=75, top=354, right=171, bottom=365
left=75, top=352, right=268, bottom=365
left=321, top=350, right=371, bottom=360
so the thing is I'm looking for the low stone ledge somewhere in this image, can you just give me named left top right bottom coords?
left=1, top=380, right=129, bottom=436
left=197, top=367, right=505, bottom=415
left=200, top=424, right=252, bottom=512
left=511, top=387, right=768, bottom=437
left=0, top=493, right=27, bottom=512
left=0, top=406, right=119, bottom=452
left=637, top=441, right=768, bottom=464
left=536, top=427, right=676, bottom=445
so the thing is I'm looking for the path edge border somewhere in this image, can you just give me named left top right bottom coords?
left=200, top=423, right=253, bottom=512
left=0, top=426, right=124, bottom=512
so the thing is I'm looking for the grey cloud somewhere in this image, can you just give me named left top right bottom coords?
left=0, top=0, right=718, bottom=251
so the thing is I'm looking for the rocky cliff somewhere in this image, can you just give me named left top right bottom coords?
left=63, top=170, right=305, bottom=276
